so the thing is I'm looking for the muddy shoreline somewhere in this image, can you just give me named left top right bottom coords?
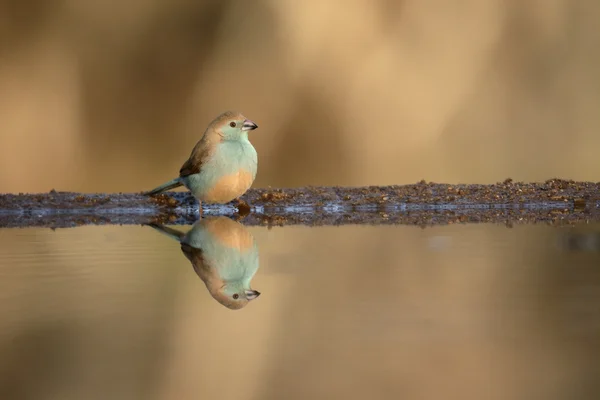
left=1, top=179, right=599, bottom=228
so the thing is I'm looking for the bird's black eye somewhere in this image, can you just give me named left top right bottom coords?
left=230, top=122, right=236, bottom=128
left=233, top=293, right=239, bottom=299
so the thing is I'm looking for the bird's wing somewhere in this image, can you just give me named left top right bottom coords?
left=179, top=140, right=212, bottom=178
left=180, top=243, right=213, bottom=281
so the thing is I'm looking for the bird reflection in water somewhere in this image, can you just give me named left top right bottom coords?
left=147, top=216, right=261, bottom=310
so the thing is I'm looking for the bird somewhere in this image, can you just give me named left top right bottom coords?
left=146, top=216, right=261, bottom=310
left=144, top=110, right=258, bottom=214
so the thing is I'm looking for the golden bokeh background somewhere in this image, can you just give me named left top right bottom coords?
left=1, top=2, right=600, bottom=400
left=1, top=0, right=599, bottom=193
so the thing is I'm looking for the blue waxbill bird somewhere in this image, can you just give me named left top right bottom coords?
left=146, top=216, right=261, bottom=310
left=145, top=111, right=258, bottom=213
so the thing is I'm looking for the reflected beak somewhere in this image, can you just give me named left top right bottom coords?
left=245, top=289, right=261, bottom=300
left=242, top=119, right=258, bottom=131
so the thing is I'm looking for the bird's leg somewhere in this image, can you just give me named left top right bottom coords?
left=233, top=198, right=251, bottom=216
left=198, top=200, right=203, bottom=218
left=233, top=212, right=247, bottom=222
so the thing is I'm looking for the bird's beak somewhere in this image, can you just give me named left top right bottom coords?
left=242, top=119, right=258, bottom=131
left=245, top=289, right=261, bottom=300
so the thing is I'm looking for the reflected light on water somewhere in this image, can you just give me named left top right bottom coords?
left=0, top=222, right=599, bottom=399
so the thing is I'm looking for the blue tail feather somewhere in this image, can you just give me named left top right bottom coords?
left=144, top=178, right=182, bottom=196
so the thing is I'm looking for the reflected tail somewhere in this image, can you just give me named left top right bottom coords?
left=145, top=223, right=185, bottom=242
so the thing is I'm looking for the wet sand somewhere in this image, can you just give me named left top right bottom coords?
left=1, top=179, right=599, bottom=228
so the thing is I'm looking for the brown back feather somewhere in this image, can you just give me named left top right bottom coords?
left=179, top=140, right=212, bottom=177
left=181, top=243, right=211, bottom=279
left=178, top=111, right=243, bottom=178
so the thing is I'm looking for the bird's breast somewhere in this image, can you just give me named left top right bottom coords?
left=200, top=168, right=254, bottom=203
left=203, top=217, right=256, bottom=251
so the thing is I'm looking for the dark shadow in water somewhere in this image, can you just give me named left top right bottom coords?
left=556, top=231, right=600, bottom=253
left=146, top=216, right=261, bottom=310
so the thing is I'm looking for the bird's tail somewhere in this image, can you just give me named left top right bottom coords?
left=144, top=223, right=185, bottom=242
left=144, top=178, right=182, bottom=196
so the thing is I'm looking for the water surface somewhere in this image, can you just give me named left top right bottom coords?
left=0, top=222, right=599, bottom=400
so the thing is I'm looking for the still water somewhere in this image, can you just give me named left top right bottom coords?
left=0, top=219, right=599, bottom=400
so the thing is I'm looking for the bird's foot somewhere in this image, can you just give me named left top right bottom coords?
left=233, top=198, right=251, bottom=217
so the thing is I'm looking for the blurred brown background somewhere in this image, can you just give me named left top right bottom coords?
left=1, top=3, right=600, bottom=399
left=1, top=0, right=599, bottom=194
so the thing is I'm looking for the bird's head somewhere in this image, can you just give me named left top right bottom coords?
left=210, top=110, right=258, bottom=141
left=211, top=284, right=261, bottom=310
